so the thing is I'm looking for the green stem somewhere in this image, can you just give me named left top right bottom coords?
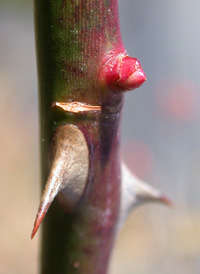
left=33, top=0, right=145, bottom=273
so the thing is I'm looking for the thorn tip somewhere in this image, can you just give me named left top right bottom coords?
left=159, top=195, right=174, bottom=208
left=31, top=202, right=51, bottom=239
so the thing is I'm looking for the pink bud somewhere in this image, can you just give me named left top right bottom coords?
left=99, top=54, right=146, bottom=92
left=117, top=57, right=146, bottom=90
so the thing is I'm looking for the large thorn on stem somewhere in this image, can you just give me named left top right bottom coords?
left=31, top=125, right=89, bottom=239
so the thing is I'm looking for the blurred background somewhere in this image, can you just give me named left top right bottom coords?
left=0, top=0, right=200, bottom=273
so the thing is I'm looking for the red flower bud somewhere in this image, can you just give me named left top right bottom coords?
left=99, top=54, right=146, bottom=92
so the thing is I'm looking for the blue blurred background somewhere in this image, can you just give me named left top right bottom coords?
left=0, top=1, right=200, bottom=273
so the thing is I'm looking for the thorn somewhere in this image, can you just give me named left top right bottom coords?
left=31, top=125, right=89, bottom=239
left=119, top=163, right=172, bottom=229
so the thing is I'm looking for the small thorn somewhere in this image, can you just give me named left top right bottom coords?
left=31, top=201, right=51, bottom=239
left=120, top=163, right=173, bottom=223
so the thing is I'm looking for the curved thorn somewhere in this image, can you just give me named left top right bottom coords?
left=31, top=125, right=89, bottom=239
left=119, top=162, right=172, bottom=229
